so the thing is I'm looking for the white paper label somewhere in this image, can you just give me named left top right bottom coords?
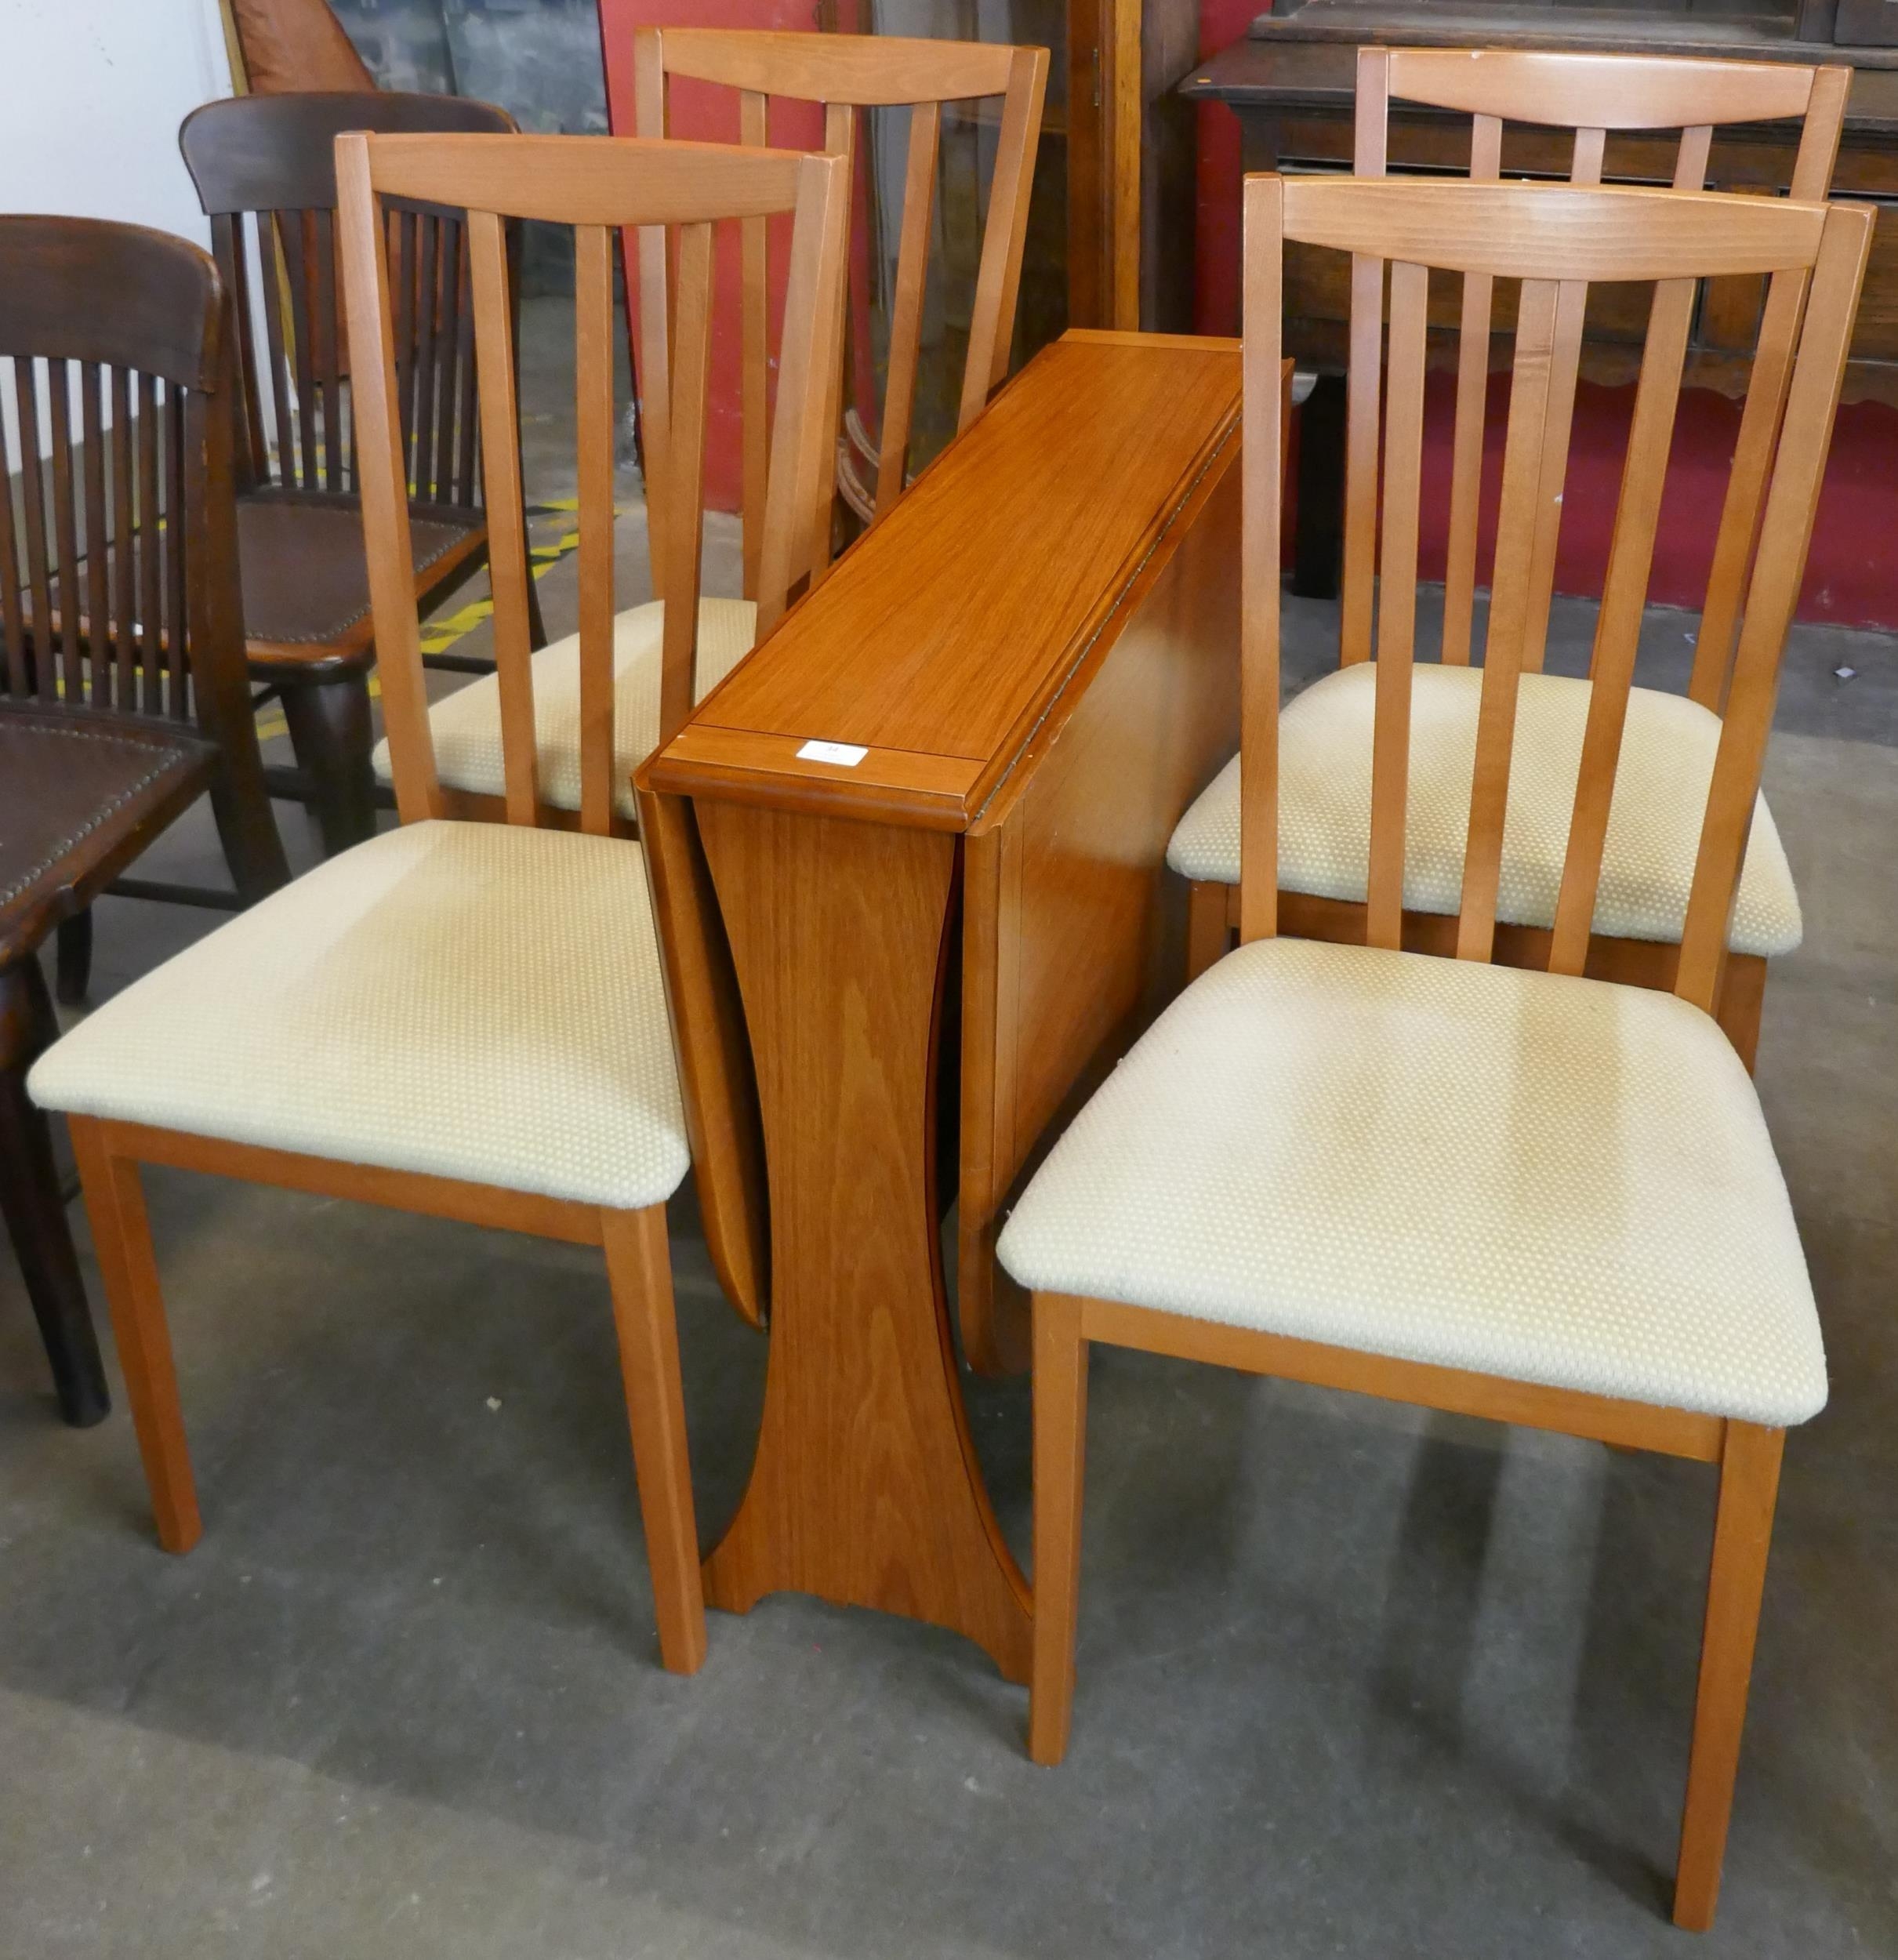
left=796, top=739, right=869, bottom=767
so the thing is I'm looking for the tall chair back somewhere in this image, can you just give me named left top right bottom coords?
left=626, top=27, right=1047, bottom=590
left=338, top=129, right=850, bottom=839
left=181, top=90, right=517, bottom=511
left=1345, top=47, right=1849, bottom=698
left=0, top=215, right=262, bottom=765
left=1242, top=173, right=1871, bottom=1007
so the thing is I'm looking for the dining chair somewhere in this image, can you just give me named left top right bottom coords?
left=1169, top=47, right=1850, bottom=1069
left=2, top=214, right=289, bottom=1427
left=1003, top=172, right=1871, bottom=1933
left=387, top=24, right=1047, bottom=832
left=27, top=129, right=849, bottom=1672
left=178, top=89, right=541, bottom=860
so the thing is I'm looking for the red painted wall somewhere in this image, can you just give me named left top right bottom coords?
left=597, top=0, right=824, bottom=514
left=1193, top=0, right=1255, bottom=337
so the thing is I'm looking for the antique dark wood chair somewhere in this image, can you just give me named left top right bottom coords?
left=1, top=214, right=288, bottom=1425
left=178, top=89, right=543, bottom=859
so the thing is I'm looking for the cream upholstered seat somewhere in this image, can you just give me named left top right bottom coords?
left=998, top=934, right=1824, bottom=1427
left=1166, top=664, right=1802, bottom=956
left=29, top=819, right=691, bottom=1212
left=372, top=597, right=757, bottom=820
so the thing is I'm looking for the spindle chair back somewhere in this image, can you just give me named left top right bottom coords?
left=626, top=27, right=1047, bottom=591
left=183, top=89, right=517, bottom=515
left=3, top=221, right=244, bottom=736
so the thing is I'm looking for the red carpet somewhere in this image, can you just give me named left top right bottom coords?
left=1367, top=372, right=1896, bottom=630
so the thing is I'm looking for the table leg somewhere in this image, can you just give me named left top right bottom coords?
left=695, top=800, right=1032, bottom=1684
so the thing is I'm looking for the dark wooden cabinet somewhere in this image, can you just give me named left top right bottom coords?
left=1186, top=28, right=1898, bottom=405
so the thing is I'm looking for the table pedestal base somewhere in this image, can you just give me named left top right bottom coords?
left=697, top=802, right=1032, bottom=1685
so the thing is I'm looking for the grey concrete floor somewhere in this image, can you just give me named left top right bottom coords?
left=2, top=306, right=1896, bottom=1957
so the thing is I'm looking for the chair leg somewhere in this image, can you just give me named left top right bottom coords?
left=1030, top=1290, right=1088, bottom=1766
left=1715, top=956, right=1768, bottom=1077
left=1673, top=1420, right=1785, bottom=1932
left=601, top=1203, right=707, bottom=1675
left=55, top=909, right=94, bottom=1007
left=0, top=963, right=109, bottom=1427
left=1185, top=880, right=1232, bottom=986
left=280, top=671, right=378, bottom=858
left=206, top=763, right=291, bottom=905
left=67, top=1117, right=201, bottom=1553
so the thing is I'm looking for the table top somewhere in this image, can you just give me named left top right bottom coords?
left=642, top=329, right=1243, bottom=833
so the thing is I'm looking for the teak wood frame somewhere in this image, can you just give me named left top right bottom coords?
left=626, top=27, right=1047, bottom=589
left=1184, top=46, right=1852, bottom=1069
left=1032, top=173, right=1872, bottom=1935
left=65, top=129, right=851, bottom=1679
left=639, top=329, right=1247, bottom=1676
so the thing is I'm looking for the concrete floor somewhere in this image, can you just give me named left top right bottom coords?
left=2, top=307, right=1896, bottom=1956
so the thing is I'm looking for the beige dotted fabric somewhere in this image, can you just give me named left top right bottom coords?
left=29, top=821, right=691, bottom=1212
left=372, top=597, right=758, bottom=820
left=1166, top=665, right=1802, bottom=956
left=998, top=936, right=1824, bottom=1426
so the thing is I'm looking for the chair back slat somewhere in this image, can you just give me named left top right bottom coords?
left=0, top=418, right=21, bottom=695
left=465, top=208, right=540, bottom=827
left=79, top=366, right=111, bottom=706
left=255, top=212, right=299, bottom=485
left=1690, top=71, right=1848, bottom=709
left=1439, top=111, right=1501, bottom=668
left=339, top=130, right=849, bottom=832
left=1516, top=132, right=1606, bottom=677
left=738, top=87, right=771, bottom=597
left=575, top=223, right=619, bottom=840
left=136, top=373, right=165, bottom=715
left=808, top=96, right=856, bottom=587
left=109, top=365, right=137, bottom=705
left=164, top=383, right=190, bottom=713
left=212, top=214, right=268, bottom=481
left=1241, top=172, right=1871, bottom=1014
left=877, top=100, right=941, bottom=523
left=1366, top=256, right=1428, bottom=949
left=1346, top=45, right=1848, bottom=688
left=1457, top=277, right=1568, bottom=963
left=660, top=221, right=717, bottom=746
left=1337, top=48, right=1388, bottom=670
left=1548, top=265, right=1700, bottom=972
left=1677, top=204, right=1869, bottom=1007
left=46, top=364, right=82, bottom=707
left=960, top=49, right=1046, bottom=428
left=13, top=365, right=55, bottom=697
left=1238, top=175, right=1287, bottom=950
left=629, top=27, right=1047, bottom=593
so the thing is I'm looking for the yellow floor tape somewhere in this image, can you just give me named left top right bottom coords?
left=253, top=498, right=605, bottom=746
